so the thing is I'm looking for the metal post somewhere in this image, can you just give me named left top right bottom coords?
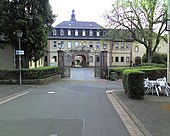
left=167, top=1, right=170, bottom=83
left=19, top=37, right=22, bottom=85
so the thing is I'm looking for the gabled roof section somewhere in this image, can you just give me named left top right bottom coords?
left=55, top=21, right=103, bottom=29
left=54, top=9, right=103, bottom=29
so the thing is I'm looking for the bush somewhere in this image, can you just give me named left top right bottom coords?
left=122, top=69, right=145, bottom=99
left=0, top=66, right=59, bottom=80
left=22, top=66, right=59, bottom=79
left=142, top=53, right=167, bottom=65
left=139, top=63, right=166, bottom=68
left=108, top=67, right=131, bottom=79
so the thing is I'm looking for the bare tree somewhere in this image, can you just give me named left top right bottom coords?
left=105, top=0, right=167, bottom=63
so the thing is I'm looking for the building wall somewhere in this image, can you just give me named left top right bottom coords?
left=0, top=44, right=14, bottom=69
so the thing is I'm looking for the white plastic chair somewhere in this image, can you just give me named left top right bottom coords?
left=156, top=77, right=169, bottom=96
left=144, top=78, right=157, bottom=95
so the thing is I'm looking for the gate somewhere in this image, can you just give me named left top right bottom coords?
left=94, top=55, right=100, bottom=77
left=63, top=52, right=72, bottom=77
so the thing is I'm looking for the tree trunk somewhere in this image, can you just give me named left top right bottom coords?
left=22, top=56, right=29, bottom=68
left=35, top=61, right=37, bottom=68
left=146, top=47, right=152, bottom=63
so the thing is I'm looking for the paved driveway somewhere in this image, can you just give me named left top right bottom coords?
left=0, top=68, right=129, bottom=136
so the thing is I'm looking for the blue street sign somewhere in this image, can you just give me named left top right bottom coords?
left=16, top=50, right=24, bottom=55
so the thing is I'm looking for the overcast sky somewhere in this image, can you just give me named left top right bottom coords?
left=49, top=0, right=114, bottom=27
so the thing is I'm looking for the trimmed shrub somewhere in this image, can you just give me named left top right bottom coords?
left=139, top=63, right=166, bottom=68
left=0, top=66, right=59, bottom=80
left=108, top=67, right=131, bottom=79
left=122, top=69, right=145, bottom=99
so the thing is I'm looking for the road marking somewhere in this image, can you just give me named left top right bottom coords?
left=49, top=134, right=57, bottom=136
left=47, top=92, right=55, bottom=94
left=0, top=91, right=29, bottom=105
left=106, top=90, right=145, bottom=136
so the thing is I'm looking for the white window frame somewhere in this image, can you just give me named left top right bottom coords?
left=135, top=46, right=139, bottom=52
left=53, top=41, right=57, bottom=48
left=121, top=43, right=125, bottom=50
left=75, top=41, right=79, bottom=48
left=89, top=30, right=93, bottom=36
left=96, top=42, right=100, bottom=48
left=126, top=57, right=130, bottom=62
left=75, top=30, right=78, bottom=36
left=67, top=41, right=72, bottom=49
left=82, top=30, right=86, bottom=36
left=96, top=31, right=100, bottom=37
left=115, top=43, right=119, bottom=50
left=53, top=30, right=57, bottom=35
left=68, top=30, right=71, bottom=36
left=60, top=29, right=64, bottom=36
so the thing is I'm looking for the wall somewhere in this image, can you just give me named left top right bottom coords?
left=0, top=44, right=14, bottom=69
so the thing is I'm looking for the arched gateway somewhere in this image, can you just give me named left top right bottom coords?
left=57, top=49, right=108, bottom=79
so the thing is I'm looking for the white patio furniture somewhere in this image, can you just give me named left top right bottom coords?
left=144, top=77, right=170, bottom=96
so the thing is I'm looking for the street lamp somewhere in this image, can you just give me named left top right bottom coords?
left=167, top=0, right=170, bottom=83
left=16, top=30, right=23, bottom=85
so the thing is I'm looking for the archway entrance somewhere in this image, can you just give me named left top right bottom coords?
left=75, top=55, right=86, bottom=67
left=135, top=56, right=141, bottom=66
left=72, top=50, right=89, bottom=68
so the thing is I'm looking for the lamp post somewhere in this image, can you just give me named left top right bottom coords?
left=167, top=0, right=170, bottom=83
left=16, top=30, right=23, bottom=85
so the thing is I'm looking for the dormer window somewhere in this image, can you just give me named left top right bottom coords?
left=68, top=30, right=71, bottom=36
left=75, top=30, right=78, bottom=36
left=60, top=29, right=64, bottom=36
left=82, top=30, right=86, bottom=36
left=53, top=30, right=57, bottom=35
left=89, top=30, right=93, bottom=36
left=96, top=31, right=100, bottom=37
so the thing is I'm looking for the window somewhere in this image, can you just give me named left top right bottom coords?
left=96, top=31, right=100, bottom=37
left=60, top=29, right=64, bottom=36
left=53, top=30, right=56, bottom=35
left=89, top=30, right=93, bottom=36
left=96, top=42, right=100, bottom=48
left=103, top=43, right=107, bottom=49
left=60, top=41, right=64, bottom=49
left=67, top=41, right=72, bottom=49
left=53, top=41, right=57, bottom=48
left=75, top=30, right=78, bottom=36
left=52, top=56, right=57, bottom=62
left=121, top=43, right=125, bottom=50
left=126, top=57, right=130, bottom=62
left=121, top=57, right=124, bottom=62
left=115, top=57, right=119, bottom=62
left=89, top=45, right=93, bottom=48
left=68, top=30, right=71, bottom=36
left=126, top=43, right=130, bottom=50
left=75, top=41, right=79, bottom=48
left=115, top=43, right=119, bottom=50
left=135, top=46, right=139, bottom=52
left=89, top=56, right=93, bottom=62
left=82, top=31, right=86, bottom=36
left=96, top=56, right=100, bottom=62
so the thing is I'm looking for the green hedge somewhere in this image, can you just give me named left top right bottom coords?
left=0, top=66, right=59, bottom=80
left=108, top=67, right=131, bottom=79
left=122, top=69, right=145, bottom=99
left=108, top=67, right=166, bottom=80
left=139, top=63, right=166, bottom=68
